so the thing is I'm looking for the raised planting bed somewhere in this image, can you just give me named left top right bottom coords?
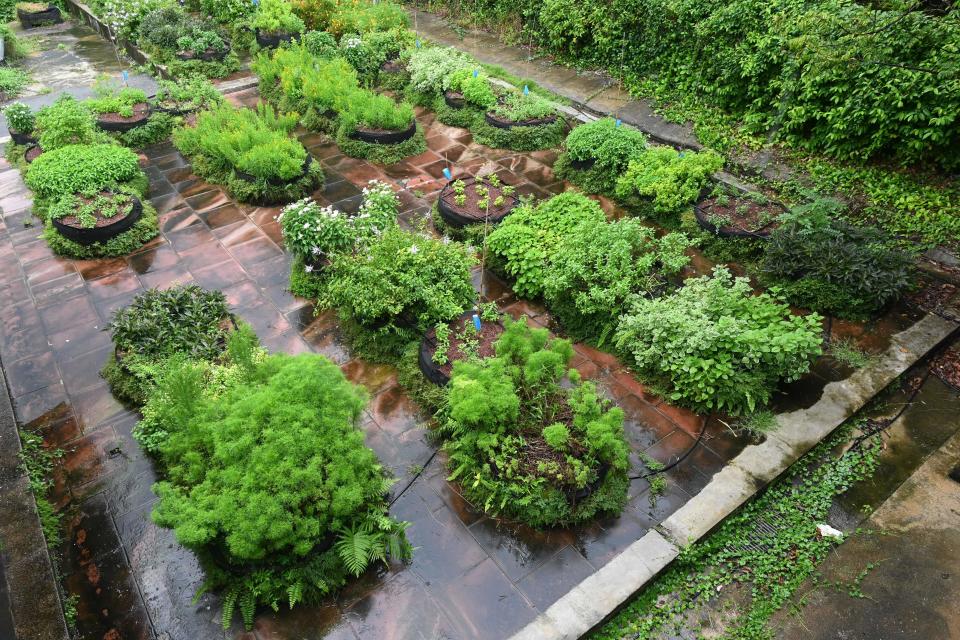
left=50, top=191, right=143, bottom=245
left=693, top=185, right=785, bottom=238
left=234, top=155, right=314, bottom=186
left=95, top=103, right=152, bottom=132
left=9, top=129, right=37, bottom=146
left=443, top=89, right=466, bottom=110
left=436, top=175, right=519, bottom=228
left=349, top=120, right=418, bottom=145
left=255, top=29, right=296, bottom=49
left=484, top=110, right=558, bottom=129
left=24, top=144, right=43, bottom=163
left=16, top=3, right=62, bottom=28
left=419, top=311, right=505, bottom=385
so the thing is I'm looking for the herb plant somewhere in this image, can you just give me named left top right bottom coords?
left=25, top=144, right=142, bottom=204
left=250, top=0, right=305, bottom=35
left=4, top=102, right=34, bottom=134
left=614, top=146, right=724, bottom=221
left=555, top=117, right=647, bottom=195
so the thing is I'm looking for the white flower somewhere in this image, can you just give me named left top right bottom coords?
left=311, top=246, right=321, bottom=255
left=408, top=245, right=419, bottom=254
left=304, top=265, right=314, bottom=273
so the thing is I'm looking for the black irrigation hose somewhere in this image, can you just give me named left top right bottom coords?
left=629, top=413, right=712, bottom=481
left=389, top=447, right=441, bottom=508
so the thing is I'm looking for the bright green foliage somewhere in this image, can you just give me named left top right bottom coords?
left=406, top=46, right=473, bottom=94
left=320, top=227, right=476, bottom=358
left=150, top=350, right=411, bottom=630
left=615, top=267, right=823, bottom=415
left=104, top=284, right=233, bottom=405
left=300, top=29, right=337, bottom=57
left=86, top=85, right=148, bottom=118
left=324, top=0, right=409, bottom=37
left=490, top=91, right=556, bottom=122
left=488, top=192, right=606, bottom=298
left=614, top=146, right=724, bottom=221
left=196, top=0, right=253, bottom=24
left=18, top=429, right=64, bottom=550
left=0, top=66, right=29, bottom=99
left=338, top=32, right=380, bottom=80
left=25, top=144, right=142, bottom=204
left=250, top=0, right=305, bottom=34
left=44, top=196, right=159, bottom=259
left=441, top=317, right=630, bottom=527
left=555, top=117, right=647, bottom=195
left=4, top=102, right=34, bottom=135
left=448, top=68, right=497, bottom=108
left=338, top=88, right=415, bottom=133
left=472, top=91, right=567, bottom=151
left=762, top=205, right=915, bottom=320
left=154, top=76, right=225, bottom=113
left=543, top=218, right=693, bottom=343
left=33, top=95, right=105, bottom=151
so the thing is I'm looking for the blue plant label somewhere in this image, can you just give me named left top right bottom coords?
left=415, top=39, right=421, bottom=48
left=523, top=85, right=529, bottom=95
left=473, top=69, right=479, bottom=78
left=615, top=118, right=622, bottom=127
left=442, top=167, right=452, bottom=180
left=121, top=70, right=129, bottom=83
left=472, top=314, right=482, bottom=331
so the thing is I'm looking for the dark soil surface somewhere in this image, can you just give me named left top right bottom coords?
left=58, top=192, right=134, bottom=229
left=429, top=313, right=504, bottom=378
left=931, top=346, right=960, bottom=390
left=908, top=280, right=957, bottom=313
left=97, top=102, right=150, bottom=123
left=440, top=177, right=517, bottom=222
left=24, top=146, right=43, bottom=162
left=699, top=194, right=783, bottom=234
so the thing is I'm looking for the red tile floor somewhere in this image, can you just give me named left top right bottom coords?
left=0, top=83, right=916, bottom=640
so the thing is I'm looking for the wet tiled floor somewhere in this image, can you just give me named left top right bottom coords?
left=0, top=75, right=924, bottom=640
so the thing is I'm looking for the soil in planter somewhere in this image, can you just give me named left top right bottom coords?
left=24, top=145, right=43, bottom=163
left=697, top=191, right=784, bottom=236
left=427, top=313, right=504, bottom=379
left=381, top=59, right=405, bottom=73
left=484, top=110, right=557, bottom=129
left=97, top=102, right=150, bottom=124
left=931, top=346, right=960, bottom=390
left=438, top=176, right=518, bottom=226
left=56, top=191, right=135, bottom=230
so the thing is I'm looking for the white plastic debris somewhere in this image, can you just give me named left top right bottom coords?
left=816, top=523, right=843, bottom=539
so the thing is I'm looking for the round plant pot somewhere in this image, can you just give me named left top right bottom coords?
left=443, top=90, right=466, bottom=110
left=692, top=186, right=784, bottom=239
left=176, top=45, right=230, bottom=62
left=569, top=157, right=596, bottom=171
left=17, top=5, right=62, bottom=28
left=348, top=120, right=417, bottom=145
left=52, top=193, right=143, bottom=246
left=153, top=103, right=196, bottom=117
left=234, top=155, right=313, bottom=187
left=255, top=29, right=295, bottom=49
left=570, top=463, right=610, bottom=502
left=96, top=103, right=152, bottom=133
left=9, top=129, right=37, bottom=146
left=418, top=311, right=505, bottom=386
left=436, top=176, right=519, bottom=228
left=24, top=145, right=43, bottom=164
left=484, top=111, right=557, bottom=130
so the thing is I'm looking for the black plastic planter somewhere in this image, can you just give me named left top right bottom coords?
left=569, top=157, right=596, bottom=171
left=153, top=103, right=194, bottom=117
left=436, top=176, right=519, bottom=228
left=484, top=111, right=557, bottom=130
left=443, top=90, right=465, bottom=110
left=9, top=129, right=36, bottom=146
left=234, top=155, right=313, bottom=187
left=95, top=104, right=152, bottom=132
left=256, top=29, right=295, bottom=49
left=17, top=5, right=62, bottom=28
left=52, top=195, right=143, bottom=246
left=349, top=120, right=417, bottom=145
left=418, top=334, right=451, bottom=386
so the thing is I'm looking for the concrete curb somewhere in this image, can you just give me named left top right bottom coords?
left=509, top=311, right=957, bottom=640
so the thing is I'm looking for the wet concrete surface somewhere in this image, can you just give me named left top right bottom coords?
left=0, top=26, right=942, bottom=640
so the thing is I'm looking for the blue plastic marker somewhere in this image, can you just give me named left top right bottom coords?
left=442, top=167, right=452, bottom=180
left=472, top=312, right=482, bottom=331
left=523, top=85, right=529, bottom=95
left=415, top=39, right=421, bottom=48
left=121, top=70, right=129, bottom=85
left=473, top=69, right=479, bottom=78
left=615, top=118, right=622, bottom=127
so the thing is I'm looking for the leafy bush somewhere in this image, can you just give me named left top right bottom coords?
left=761, top=202, right=915, bottom=319
left=0, top=66, right=29, bottom=99
left=250, top=0, right=305, bottom=34
left=488, top=192, right=606, bottom=298
left=325, top=0, right=409, bottom=37
left=441, top=316, right=630, bottom=527
left=338, top=89, right=414, bottom=132
left=140, top=4, right=230, bottom=67
left=103, top=284, right=233, bottom=405
left=33, top=95, right=104, bottom=151
left=615, top=267, right=823, bottom=414
left=406, top=46, right=473, bottom=95
left=279, top=181, right=398, bottom=258
left=25, top=144, right=142, bottom=203
left=448, top=68, right=497, bottom=108
left=300, top=29, right=337, bottom=56
left=555, top=118, right=647, bottom=195
left=614, top=146, right=724, bottom=221
left=4, top=102, right=34, bottom=135
left=490, top=91, right=555, bottom=122
left=196, top=0, right=253, bottom=24
left=321, top=227, right=476, bottom=359
left=544, top=219, right=693, bottom=343
left=149, top=349, right=411, bottom=629
left=86, top=86, right=148, bottom=118
left=154, top=76, right=224, bottom=112
left=98, top=0, right=167, bottom=41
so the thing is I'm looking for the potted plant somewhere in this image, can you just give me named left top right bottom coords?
left=694, top=182, right=785, bottom=238
left=152, top=77, right=224, bottom=116
left=436, top=173, right=518, bottom=228
left=88, top=86, right=152, bottom=132
left=16, top=2, right=62, bottom=28
left=4, top=102, right=36, bottom=145
left=335, top=89, right=425, bottom=163
left=419, top=303, right=503, bottom=385
left=250, top=0, right=306, bottom=49
left=554, top=117, right=648, bottom=196
left=473, top=89, right=567, bottom=151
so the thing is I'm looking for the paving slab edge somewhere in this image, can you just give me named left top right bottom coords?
left=510, top=311, right=958, bottom=640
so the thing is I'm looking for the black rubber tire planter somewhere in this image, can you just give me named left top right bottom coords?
left=692, top=186, right=783, bottom=240
left=9, top=129, right=36, bottom=146
left=24, top=145, right=42, bottom=164
left=153, top=104, right=195, bottom=117
left=443, top=90, right=466, bottom=110
left=569, top=157, right=596, bottom=171
left=17, top=5, right=62, bottom=28
left=96, top=104, right=152, bottom=133
left=176, top=45, right=230, bottom=62
left=348, top=120, right=417, bottom=145
left=484, top=111, right=557, bottom=129
left=418, top=311, right=505, bottom=386
left=256, top=30, right=295, bottom=49
left=234, top=155, right=313, bottom=187
left=52, top=194, right=143, bottom=246
left=436, top=176, right=519, bottom=229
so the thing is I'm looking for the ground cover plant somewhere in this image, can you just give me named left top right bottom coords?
left=472, top=88, right=566, bottom=151
left=614, top=146, right=724, bottom=223
left=24, top=143, right=145, bottom=211
left=334, top=89, right=425, bottom=163
left=102, top=284, right=235, bottom=406
left=440, top=316, right=630, bottom=527
left=761, top=199, right=915, bottom=320
left=554, top=117, right=648, bottom=196
left=153, top=75, right=224, bottom=114
left=32, top=94, right=107, bottom=151
left=250, top=0, right=306, bottom=38
left=173, top=102, right=323, bottom=204
left=0, top=65, right=29, bottom=100
left=141, top=332, right=411, bottom=629
left=615, top=267, right=823, bottom=415
left=86, top=80, right=174, bottom=147
left=139, top=4, right=239, bottom=77
left=42, top=188, right=159, bottom=259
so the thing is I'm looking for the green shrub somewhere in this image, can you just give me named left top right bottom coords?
left=197, top=0, right=253, bottom=24
left=320, top=227, right=476, bottom=360
left=34, top=95, right=105, bottom=151
left=614, top=146, right=724, bottom=222
left=338, top=89, right=414, bottom=132
left=4, top=102, right=35, bottom=135
left=0, top=66, right=29, bottom=99
left=103, top=284, right=233, bottom=405
left=448, top=68, right=497, bottom=109
left=87, top=85, right=148, bottom=118
left=615, top=267, right=823, bottom=415
left=441, top=316, right=630, bottom=527
left=324, top=0, right=409, bottom=37
left=471, top=111, right=567, bottom=151
left=300, top=29, right=337, bottom=57
left=488, top=192, right=605, bottom=298
left=140, top=5, right=228, bottom=56
left=150, top=349, right=411, bottom=629
left=250, top=0, right=305, bottom=34
left=43, top=198, right=159, bottom=260
left=406, top=46, right=473, bottom=95
left=761, top=203, right=915, bottom=320
left=555, top=118, right=647, bottom=195
left=98, top=0, right=167, bottom=40
left=544, top=219, right=693, bottom=343
left=334, top=120, right=426, bottom=164
left=25, top=144, right=142, bottom=204
left=154, top=76, right=224, bottom=113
